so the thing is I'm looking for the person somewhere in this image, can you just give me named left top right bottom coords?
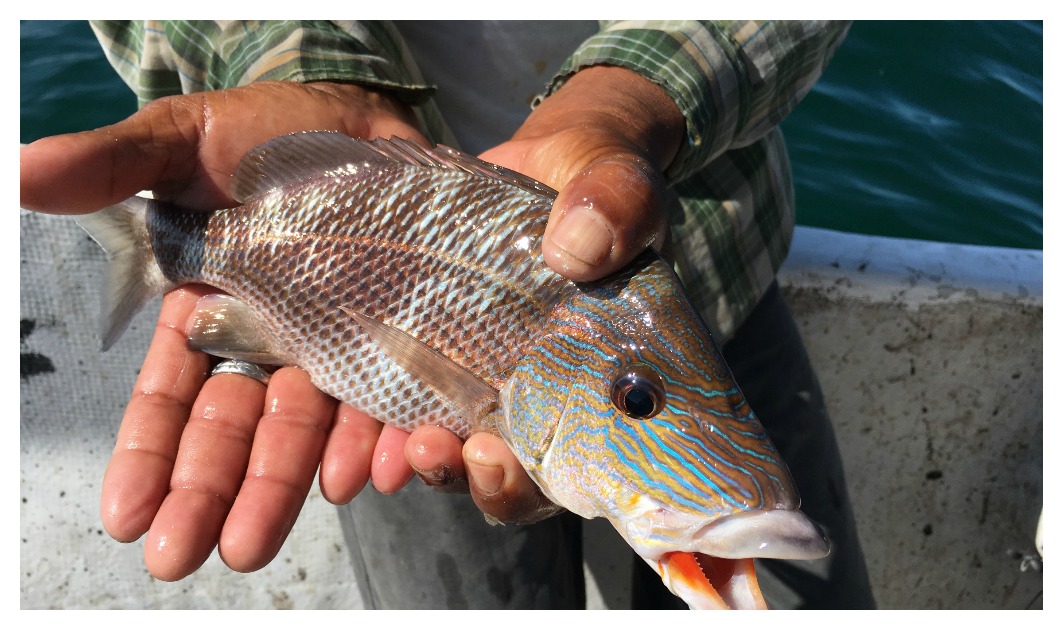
left=19, top=20, right=874, bottom=609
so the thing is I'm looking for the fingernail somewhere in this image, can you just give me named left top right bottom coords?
left=549, top=207, right=614, bottom=268
left=413, top=464, right=469, bottom=494
left=413, top=463, right=457, bottom=486
left=467, top=461, right=504, bottom=497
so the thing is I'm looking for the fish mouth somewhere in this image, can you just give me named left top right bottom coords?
left=627, top=509, right=831, bottom=609
left=690, top=508, right=831, bottom=561
left=652, top=552, right=766, bottom=610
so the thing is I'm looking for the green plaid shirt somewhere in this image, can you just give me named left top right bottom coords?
left=90, top=20, right=848, bottom=341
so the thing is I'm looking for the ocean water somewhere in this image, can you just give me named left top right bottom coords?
left=782, top=21, right=1042, bottom=250
left=20, top=20, right=1043, bottom=250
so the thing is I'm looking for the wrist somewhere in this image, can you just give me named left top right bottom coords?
left=517, top=65, right=684, bottom=173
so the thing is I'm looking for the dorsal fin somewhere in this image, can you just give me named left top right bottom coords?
left=231, top=131, right=381, bottom=202
left=230, top=131, right=558, bottom=203
left=378, top=136, right=559, bottom=200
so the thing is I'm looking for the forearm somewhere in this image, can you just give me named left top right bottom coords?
left=512, top=64, right=685, bottom=179
left=543, top=20, right=850, bottom=183
left=89, top=20, right=435, bottom=105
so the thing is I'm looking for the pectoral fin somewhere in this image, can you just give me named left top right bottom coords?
left=188, top=294, right=290, bottom=365
left=339, top=307, right=498, bottom=426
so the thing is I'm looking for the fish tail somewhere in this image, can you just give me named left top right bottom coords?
left=75, top=196, right=174, bottom=350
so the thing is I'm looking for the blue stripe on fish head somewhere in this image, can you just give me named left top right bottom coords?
left=499, top=251, right=799, bottom=536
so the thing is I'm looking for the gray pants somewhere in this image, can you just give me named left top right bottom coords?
left=337, top=282, right=875, bottom=609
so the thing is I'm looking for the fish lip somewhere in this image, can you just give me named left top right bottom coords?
left=691, top=509, right=831, bottom=560
left=618, top=505, right=829, bottom=562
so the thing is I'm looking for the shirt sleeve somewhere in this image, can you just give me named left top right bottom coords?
left=89, top=20, right=436, bottom=108
left=540, top=20, right=850, bottom=184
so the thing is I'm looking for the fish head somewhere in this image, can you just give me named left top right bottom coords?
left=497, top=251, right=829, bottom=609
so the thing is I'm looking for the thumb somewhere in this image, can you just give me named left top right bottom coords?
left=541, top=153, right=669, bottom=282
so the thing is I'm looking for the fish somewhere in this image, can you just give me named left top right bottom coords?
left=75, top=131, right=829, bottom=609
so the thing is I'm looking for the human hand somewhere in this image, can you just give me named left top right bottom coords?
left=19, top=81, right=431, bottom=580
left=405, top=64, right=684, bottom=524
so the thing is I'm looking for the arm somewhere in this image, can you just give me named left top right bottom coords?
left=541, top=21, right=851, bottom=183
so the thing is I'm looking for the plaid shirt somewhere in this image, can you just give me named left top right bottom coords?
left=90, top=20, right=848, bottom=341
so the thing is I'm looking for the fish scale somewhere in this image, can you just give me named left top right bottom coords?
left=75, top=131, right=830, bottom=609
left=152, top=150, right=566, bottom=435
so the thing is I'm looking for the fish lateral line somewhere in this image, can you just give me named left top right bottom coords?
left=249, top=228, right=557, bottom=313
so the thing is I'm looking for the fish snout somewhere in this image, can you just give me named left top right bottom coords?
left=693, top=508, right=830, bottom=560
left=648, top=509, right=830, bottom=609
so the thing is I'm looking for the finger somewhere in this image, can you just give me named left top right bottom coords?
left=463, top=432, right=564, bottom=525
left=141, top=367, right=268, bottom=581
left=370, top=425, right=416, bottom=494
left=319, top=403, right=384, bottom=504
left=479, top=65, right=682, bottom=283
left=19, top=98, right=202, bottom=214
left=217, top=366, right=337, bottom=573
left=405, top=424, right=469, bottom=494
left=481, top=136, right=669, bottom=283
left=20, top=82, right=430, bottom=215
left=542, top=155, right=668, bottom=282
left=99, top=285, right=214, bottom=543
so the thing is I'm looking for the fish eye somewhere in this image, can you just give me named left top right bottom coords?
left=612, top=363, right=666, bottom=419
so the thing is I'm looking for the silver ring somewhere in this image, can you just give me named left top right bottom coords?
left=211, top=359, right=271, bottom=385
